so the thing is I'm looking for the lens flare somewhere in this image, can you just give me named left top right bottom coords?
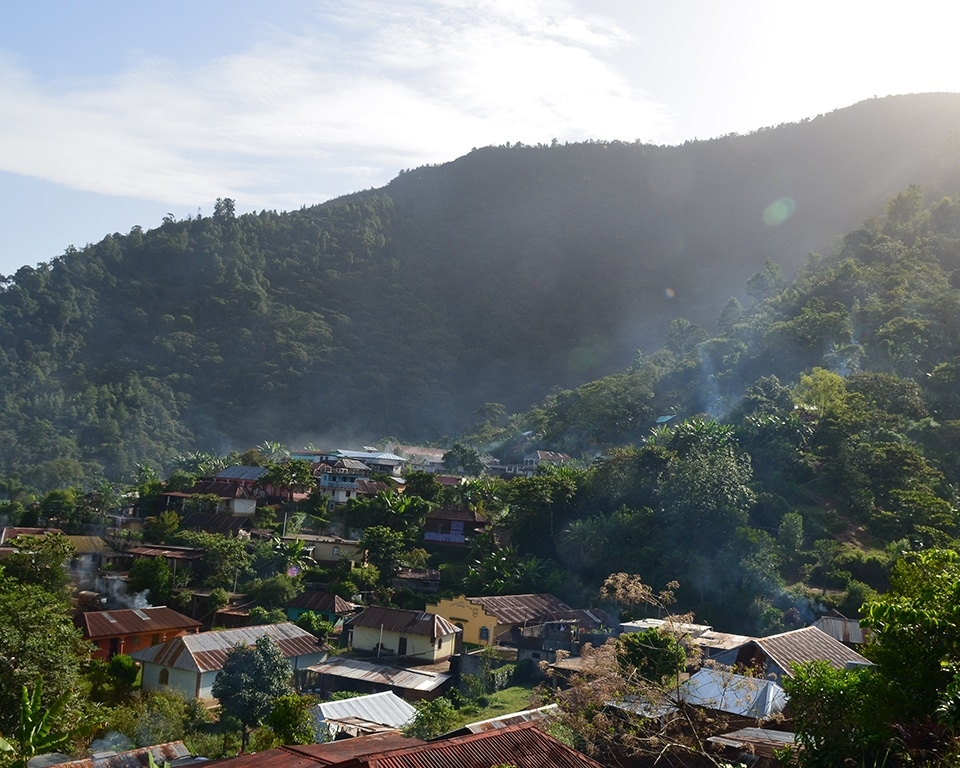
left=664, top=287, right=676, bottom=299
left=763, top=196, right=796, bottom=226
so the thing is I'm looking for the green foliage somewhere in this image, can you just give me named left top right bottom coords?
left=0, top=533, right=75, bottom=596
left=211, top=635, right=293, bottom=750
left=264, top=693, right=316, bottom=745
left=783, top=661, right=883, bottom=768
left=402, top=697, right=458, bottom=740
left=1, top=680, right=73, bottom=768
left=617, top=629, right=686, bottom=683
left=295, top=613, right=334, bottom=642
left=0, top=574, right=88, bottom=734
left=127, top=557, right=174, bottom=605
left=358, top=525, right=406, bottom=585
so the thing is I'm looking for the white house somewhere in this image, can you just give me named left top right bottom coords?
left=132, top=622, right=326, bottom=700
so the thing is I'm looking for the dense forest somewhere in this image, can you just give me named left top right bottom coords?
left=5, top=94, right=960, bottom=488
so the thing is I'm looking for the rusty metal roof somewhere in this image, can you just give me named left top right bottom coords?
left=130, top=622, right=324, bottom=672
left=347, top=607, right=459, bottom=639
left=286, top=734, right=424, bottom=765
left=755, top=625, right=872, bottom=676
left=77, top=606, right=201, bottom=640
left=65, top=535, right=117, bottom=555
left=707, top=727, right=796, bottom=759
left=290, top=591, right=358, bottom=615
left=127, top=546, right=205, bottom=560
left=331, top=721, right=605, bottom=768
left=466, top=594, right=571, bottom=625
left=448, top=704, right=558, bottom=735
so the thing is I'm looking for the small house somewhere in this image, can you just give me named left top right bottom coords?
left=76, top=606, right=201, bottom=661
left=346, top=606, right=460, bottom=663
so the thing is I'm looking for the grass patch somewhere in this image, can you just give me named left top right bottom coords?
left=448, top=684, right=543, bottom=729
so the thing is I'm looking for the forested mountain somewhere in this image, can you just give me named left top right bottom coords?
left=4, top=93, right=960, bottom=487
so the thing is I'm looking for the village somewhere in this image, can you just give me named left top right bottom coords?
left=0, top=446, right=876, bottom=767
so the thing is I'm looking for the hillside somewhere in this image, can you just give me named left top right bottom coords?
left=4, top=93, right=960, bottom=487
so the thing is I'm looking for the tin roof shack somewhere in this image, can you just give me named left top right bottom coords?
left=314, top=691, right=417, bottom=738
left=621, top=618, right=753, bottom=666
left=304, top=657, right=453, bottom=702
left=346, top=606, right=461, bottom=664
left=198, top=733, right=423, bottom=768
left=712, top=625, right=873, bottom=683
left=132, top=622, right=327, bottom=701
left=76, top=606, right=201, bottom=662
left=813, top=608, right=870, bottom=647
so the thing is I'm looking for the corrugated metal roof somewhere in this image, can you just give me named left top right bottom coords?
left=452, top=704, right=558, bottom=735
left=348, top=607, right=460, bottom=639
left=131, top=622, right=323, bottom=672
left=290, top=591, right=358, bottom=615
left=127, top=546, right=205, bottom=561
left=466, top=594, right=571, bottom=625
left=681, top=669, right=787, bottom=718
left=65, top=536, right=117, bottom=555
left=306, top=657, right=451, bottom=692
left=707, top=727, right=796, bottom=759
left=0, top=527, right=64, bottom=544
left=53, top=741, right=198, bottom=767
left=336, top=450, right=404, bottom=463
left=332, top=722, right=605, bottom=768
left=286, top=734, right=424, bottom=765
left=814, top=614, right=869, bottom=645
left=755, top=626, right=872, bottom=677
left=214, top=465, right=267, bottom=481
left=78, top=606, right=201, bottom=640
left=317, top=691, right=416, bottom=730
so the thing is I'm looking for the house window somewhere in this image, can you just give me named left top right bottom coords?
left=398, top=637, right=408, bottom=656
left=151, top=633, right=161, bottom=646
left=332, top=546, right=340, bottom=556
left=159, top=668, right=169, bottom=686
left=479, top=626, right=490, bottom=642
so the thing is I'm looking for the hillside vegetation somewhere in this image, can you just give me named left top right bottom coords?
left=4, top=94, right=960, bottom=489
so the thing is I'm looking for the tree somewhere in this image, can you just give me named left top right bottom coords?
left=442, top=443, right=484, bottom=476
left=295, top=613, right=334, bottom=642
left=1, top=533, right=75, bottom=596
left=127, top=557, right=173, bottom=605
left=402, top=697, right=457, bottom=740
left=211, top=635, right=293, bottom=751
left=617, top=628, right=686, bottom=683
left=358, top=526, right=405, bottom=586
left=265, top=693, right=316, bottom=745
left=0, top=572, right=89, bottom=734
left=143, top=510, right=181, bottom=545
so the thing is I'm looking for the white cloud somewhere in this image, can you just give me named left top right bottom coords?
left=0, top=0, right=672, bottom=209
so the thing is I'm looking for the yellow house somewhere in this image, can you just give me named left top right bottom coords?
left=347, top=606, right=461, bottom=663
left=426, top=593, right=571, bottom=647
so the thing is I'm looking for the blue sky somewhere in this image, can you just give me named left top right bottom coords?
left=2, top=0, right=960, bottom=276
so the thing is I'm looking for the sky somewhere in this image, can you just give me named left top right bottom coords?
left=2, top=0, right=960, bottom=276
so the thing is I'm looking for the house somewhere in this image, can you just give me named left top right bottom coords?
left=345, top=606, right=461, bottom=663
left=294, top=533, right=364, bottom=565
left=304, top=656, right=453, bottom=702
left=711, top=625, right=873, bottom=683
left=161, top=465, right=265, bottom=516
left=286, top=590, right=359, bottom=627
left=426, top=593, right=571, bottom=647
left=199, top=733, right=422, bottom=767
left=125, top=545, right=205, bottom=581
left=65, top=535, right=119, bottom=588
left=390, top=445, right=446, bottom=474
left=314, top=691, right=417, bottom=738
left=422, top=504, right=487, bottom=546
left=523, top=450, right=573, bottom=471
left=391, top=568, right=441, bottom=593
left=293, top=449, right=406, bottom=477
left=132, top=622, right=327, bottom=700
left=75, top=606, right=201, bottom=661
